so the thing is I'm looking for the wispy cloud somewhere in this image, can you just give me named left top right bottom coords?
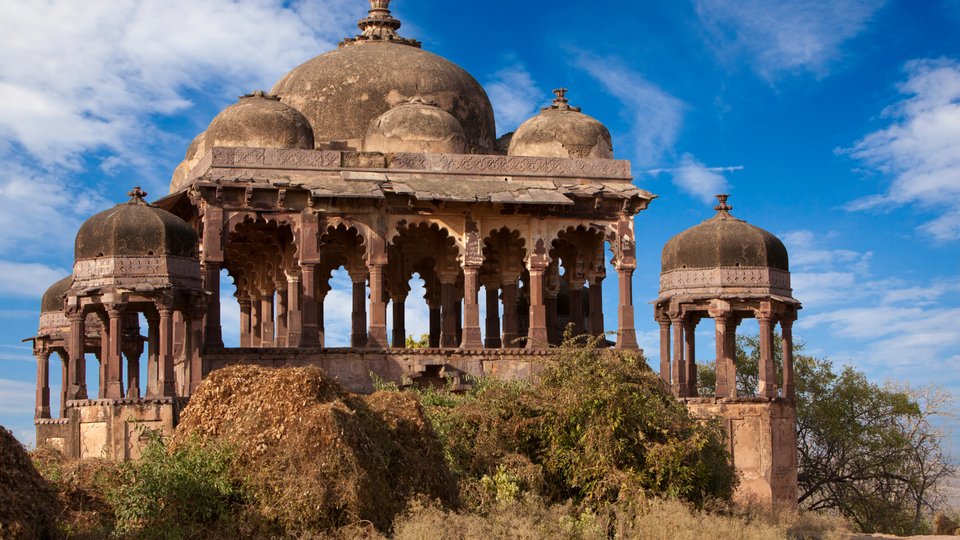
left=843, top=58, right=960, bottom=242
left=694, top=0, right=885, bottom=79
left=650, top=154, right=737, bottom=204
left=0, top=261, right=69, bottom=299
left=0, top=378, right=34, bottom=416
left=574, top=53, right=685, bottom=166
left=484, top=63, right=541, bottom=136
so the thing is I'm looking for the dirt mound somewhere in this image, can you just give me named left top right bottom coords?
left=173, top=365, right=456, bottom=533
left=0, top=426, right=61, bottom=539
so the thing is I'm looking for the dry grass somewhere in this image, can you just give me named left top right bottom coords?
left=1, top=426, right=62, bottom=539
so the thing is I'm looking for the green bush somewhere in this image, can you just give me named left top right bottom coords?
left=108, top=431, right=242, bottom=539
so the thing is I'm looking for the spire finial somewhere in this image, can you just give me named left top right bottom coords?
left=714, top=194, right=732, bottom=216
left=128, top=186, right=148, bottom=205
left=543, top=88, right=582, bottom=112
left=341, top=0, right=421, bottom=47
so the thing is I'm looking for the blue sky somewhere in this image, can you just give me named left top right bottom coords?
left=0, top=0, right=958, bottom=447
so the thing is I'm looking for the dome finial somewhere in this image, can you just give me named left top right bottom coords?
left=543, top=88, right=582, bottom=112
left=341, top=0, right=421, bottom=47
left=127, top=186, right=148, bottom=205
left=714, top=194, right=733, bottom=216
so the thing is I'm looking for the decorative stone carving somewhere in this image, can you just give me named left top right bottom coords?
left=659, top=267, right=793, bottom=297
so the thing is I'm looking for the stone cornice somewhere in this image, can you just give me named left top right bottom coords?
left=659, top=266, right=794, bottom=299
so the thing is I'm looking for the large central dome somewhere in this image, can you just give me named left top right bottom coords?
left=271, top=1, right=495, bottom=153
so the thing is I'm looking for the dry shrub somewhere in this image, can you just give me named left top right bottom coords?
left=173, top=364, right=456, bottom=534
left=30, top=445, right=119, bottom=539
left=0, top=426, right=61, bottom=539
left=934, top=512, right=960, bottom=535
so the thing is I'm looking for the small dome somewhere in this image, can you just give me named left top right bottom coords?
left=508, top=89, right=613, bottom=159
left=204, top=91, right=314, bottom=152
left=270, top=2, right=495, bottom=152
left=661, top=195, right=789, bottom=273
left=75, top=187, right=199, bottom=261
left=41, top=275, right=72, bottom=313
left=169, top=131, right=206, bottom=193
left=363, top=97, right=466, bottom=154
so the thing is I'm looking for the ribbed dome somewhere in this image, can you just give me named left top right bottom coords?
left=508, top=89, right=613, bottom=159
left=363, top=97, right=466, bottom=154
left=271, top=3, right=494, bottom=153
left=41, top=275, right=72, bottom=313
left=661, top=196, right=789, bottom=273
left=75, top=187, right=199, bottom=261
left=204, top=91, right=314, bottom=152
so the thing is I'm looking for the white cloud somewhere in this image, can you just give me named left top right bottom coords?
left=0, top=0, right=355, bottom=167
left=0, top=260, right=69, bottom=299
left=0, top=378, right=34, bottom=416
left=844, top=58, right=960, bottom=241
left=575, top=54, right=685, bottom=166
left=484, top=64, right=541, bottom=136
left=665, top=154, right=733, bottom=204
left=694, top=0, right=885, bottom=79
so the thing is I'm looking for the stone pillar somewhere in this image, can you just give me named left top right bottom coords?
left=526, top=264, right=548, bottom=349
left=67, top=312, right=87, bottom=400
left=615, top=267, right=638, bottom=349
left=568, top=282, right=585, bottom=336
left=300, top=264, right=320, bottom=346
left=238, top=297, right=252, bottom=347
left=249, top=291, right=262, bottom=347
left=35, top=350, right=50, bottom=418
left=501, top=279, right=519, bottom=348
left=439, top=280, right=458, bottom=348
left=588, top=277, right=604, bottom=338
left=97, top=314, right=108, bottom=398
left=105, top=306, right=124, bottom=399
left=125, top=349, right=140, bottom=399
left=187, top=312, right=203, bottom=394
left=351, top=275, right=368, bottom=348
left=391, top=297, right=406, bottom=348
left=758, top=314, right=777, bottom=398
left=671, top=315, right=685, bottom=397
left=146, top=314, right=159, bottom=397
left=158, top=308, right=176, bottom=397
left=275, top=282, right=288, bottom=348
left=367, top=264, right=388, bottom=348
left=484, top=283, right=501, bottom=348
left=286, top=272, right=302, bottom=347
left=59, top=356, right=68, bottom=417
left=658, top=317, right=671, bottom=385
left=781, top=315, right=796, bottom=400
left=683, top=316, right=698, bottom=397
left=428, top=301, right=441, bottom=348
left=714, top=314, right=730, bottom=398
left=317, top=291, right=327, bottom=347
left=725, top=318, right=739, bottom=398
left=461, top=266, right=483, bottom=349
left=260, top=289, right=275, bottom=347
left=201, top=261, right=223, bottom=348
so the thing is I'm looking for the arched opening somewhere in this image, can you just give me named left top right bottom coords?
left=481, top=227, right=526, bottom=348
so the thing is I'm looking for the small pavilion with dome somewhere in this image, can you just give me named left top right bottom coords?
left=30, top=0, right=799, bottom=506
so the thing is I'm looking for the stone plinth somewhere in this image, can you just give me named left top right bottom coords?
left=684, top=397, right=798, bottom=508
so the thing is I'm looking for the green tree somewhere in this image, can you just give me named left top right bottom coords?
left=700, top=335, right=955, bottom=535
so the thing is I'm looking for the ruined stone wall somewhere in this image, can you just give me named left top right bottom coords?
left=685, top=397, right=798, bottom=507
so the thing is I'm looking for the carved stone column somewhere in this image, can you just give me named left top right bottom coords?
left=59, top=356, right=68, bottom=417
left=713, top=313, right=730, bottom=398
left=97, top=313, right=108, bottom=399
left=428, top=301, right=441, bottom=348
left=683, top=316, right=698, bottom=397
left=781, top=314, right=796, bottom=400
left=238, top=296, right=252, bottom=347
left=501, top=278, right=519, bottom=348
left=35, top=350, right=50, bottom=418
left=275, top=282, right=288, bottom=348
left=249, top=291, right=262, bottom=347
left=391, top=294, right=406, bottom=348
left=658, top=316, right=671, bottom=385
left=67, top=311, right=87, bottom=400
left=105, top=306, right=124, bottom=399
left=461, top=265, right=483, bottom=349
left=725, top=317, right=740, bottom=397
left=758, top=312, right=777, bottom=398
left=483, top=281, right=501, bottom=348
left=526, top=263, right=549, bottom=349
left=285, top=272, right=302, bottom=347
left=671, top=315, right=685, bottom=397
left=351, top=274, right=368, bottom=348
left=260, top=289, right=275, bottom=347
left=201, top=261, right=223, bottom=348
left=615, top=266, right=638, bottom=349
left=439, top=279, right=458, bottom=348
left=317, top=290, right=327, bottom=348
left=300, top=264, right=320, bottom=346
left=158, top=307, right=176, bottom=397
left=367, top=264, right=388, bottom=348
left=187, top=310, right=203, bottom=394
left=146, top=314, right=159, bottom=397
left=125, top=348, right=140, bottom=400
left=588, top=275, right=604, bottom=338
left=568, top=281, right=585, bottom=336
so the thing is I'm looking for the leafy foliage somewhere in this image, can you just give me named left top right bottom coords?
left=419, top=336, right=737, bottom=508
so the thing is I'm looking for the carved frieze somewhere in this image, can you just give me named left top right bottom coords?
left=659, top=267, right=793, bottom=298
left=73, top=256, right=202, bottom=290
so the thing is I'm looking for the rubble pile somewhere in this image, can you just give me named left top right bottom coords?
left=173, top=365, right=456, bottom=532
left=0, top=426, right=60, bottom=539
